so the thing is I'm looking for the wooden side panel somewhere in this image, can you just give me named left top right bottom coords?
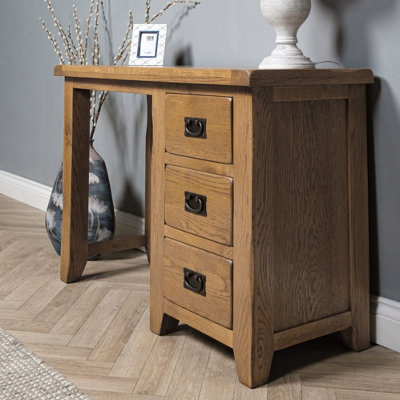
left=270, top=99, right=350, bottom=332
left=233, top=88, right=275, bottom=388
left=163, top=238, right=232, bottom=328
left=60, top=81, right=90, bottom=283
left=341, top=85, right=370, bottom=351
left=165, top=94, right=232, bottom=163
left=165, top=165, right=233, bottom=245
left=150, top=89, right=178, bottom=335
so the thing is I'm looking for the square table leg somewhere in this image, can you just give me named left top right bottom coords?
left=60, top=79, right=90, bottom=283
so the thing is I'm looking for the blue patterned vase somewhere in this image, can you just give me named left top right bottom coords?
left=45, top=141, right=115, bottom=256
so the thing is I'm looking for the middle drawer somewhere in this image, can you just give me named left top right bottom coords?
left=165, top=165, right=233, bottom=246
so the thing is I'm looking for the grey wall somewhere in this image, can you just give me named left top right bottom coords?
left=0, top=0, right=399, bottom=302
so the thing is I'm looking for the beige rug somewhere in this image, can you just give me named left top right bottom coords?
left=0, top=328, right=90, bottom=399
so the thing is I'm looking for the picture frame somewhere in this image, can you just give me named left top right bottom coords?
left=129, top=24, right=168, bottom=66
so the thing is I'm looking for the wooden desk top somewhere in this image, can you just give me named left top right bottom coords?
left=54, top=65, right=374, bottom=87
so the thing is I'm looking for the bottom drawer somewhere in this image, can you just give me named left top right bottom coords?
left=163, top=237, right=232, bottom=328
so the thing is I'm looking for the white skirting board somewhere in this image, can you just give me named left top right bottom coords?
left=0, top=169, right=399, bottom=354
left=0, top=170, right=51, bottom=211
left=0, top=170, right=144, bottom=234
left=370, top=295, right=400, bottom=353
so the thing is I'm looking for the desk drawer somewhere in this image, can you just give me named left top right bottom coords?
left=163, top=238, right=232, bottom=328
left=165, top=165, right=233, bottom=246
left=165, top=94, right=232, bottom=163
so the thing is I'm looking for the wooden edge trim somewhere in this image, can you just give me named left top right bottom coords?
left=164, top=225, right=233, bottom=259
left=88, top=235, right=146, bottom=255
left=54, top=66, right=251, bottom=87
left=70, top=78, right=157, bottom=95
left=164, top=153, right=234, bottom=177
left=273, top=85, right=349, bottom=102
left=55, top=66, right=374, bottom=87
left=164, top=299, right=233, bottom=348
left=274, top=311, right=352, bottom=351
left=249, top=69, right=374, bottom=87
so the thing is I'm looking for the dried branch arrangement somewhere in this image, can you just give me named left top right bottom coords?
left=145, top=0, right=201, bottom=24
left=40, top=0, right=200, bottom=138
left=40, top=0, right=133, bottom=138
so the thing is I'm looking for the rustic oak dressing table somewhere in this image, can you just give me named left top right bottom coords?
left=55, top=66, right=373, bottom=388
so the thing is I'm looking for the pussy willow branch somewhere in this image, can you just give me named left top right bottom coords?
left=41, top=0, right=132, bottom=138
left=43, top=0, right=74, bottom=64
left=72, top=5, right=83, bottom=64
left=90, top=10, right=133, bottom=140
left=40, top=17, right=65, bottom=64
left=84, top=0, right=95, bottom=64
left=114, top=11, right=133, bottom=64
left=67, top=24, right=79, bottom=63
left=149, top=0, right=200, bottom=23
left=145, top=0, right=151, bottom=23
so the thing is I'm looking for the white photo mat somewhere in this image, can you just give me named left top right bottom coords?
left=129, top=24, right=167, bottom=66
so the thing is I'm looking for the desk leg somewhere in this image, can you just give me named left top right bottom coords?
left=341, top=85, right=370, bottom=351
left=233, top=89, right=274, bottom=388
left=145, top=95, right=152, bottom=263
left=60, top=81, right=90, bottom=283
left=149, top=90, right=178, bottom=335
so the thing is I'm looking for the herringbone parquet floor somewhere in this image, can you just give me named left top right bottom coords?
left=0, top=193, right=399, bottom=400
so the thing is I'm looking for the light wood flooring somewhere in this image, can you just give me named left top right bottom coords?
left=0, top=193, right=399, bottom=400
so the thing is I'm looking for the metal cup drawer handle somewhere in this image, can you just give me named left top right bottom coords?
left=184, top=268, right=206, bottom=296
left=184, top=117, right=207, bottom=138
left=185, top=192, right=207, bottom=216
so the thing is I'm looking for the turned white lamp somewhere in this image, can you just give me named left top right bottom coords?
left=259, top=0, right=315, bottom=69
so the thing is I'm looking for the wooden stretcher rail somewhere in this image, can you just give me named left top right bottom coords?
left=88, top=235, right=146, bottom=255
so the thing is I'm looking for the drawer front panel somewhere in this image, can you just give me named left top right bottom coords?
left=165, top=94, right=232, bottom=163
left=163, top=238, right=232, bottom=328
left=165, top=165, right=233, bottom=245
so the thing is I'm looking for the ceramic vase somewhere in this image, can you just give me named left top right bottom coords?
left=259, top=0, right=315, bottom=69
left=45, top=141, right=115, bottom=256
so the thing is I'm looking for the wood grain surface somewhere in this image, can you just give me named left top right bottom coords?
left=269, top=99, right=350, bottom=331
left=60, top=81, right=90, bottom=283
left=164, top=225, right=233, bottom=259
left=145, top=95, right=152, bottom=262
left=274, top=312, right=352, bottom=351
left=165, top=94, right=232, bottom=163
left=164, top=153, right=234, bottom=177
left=149, top=90, right=178, bottom=335
left=249, top=69, right=374, bottom=87
left=163, top=300, right=233, bottom=348
left=163, top=238, right=232, bottom=328
left=232, top=88, right=275, bottom=388
left=341, top=85, right=370, bottom=352
left=273, top=85, right=349, bottom=102
left=165, top=165, right=233, bottom=245
left=88, top=236, right=146, bottom=256
left=55, top=65, right=374, bottom=87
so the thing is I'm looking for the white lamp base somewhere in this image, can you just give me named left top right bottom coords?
left=259, top=43, right=315, bottom=70
left=259, top=0, right=315, bottom=70
left=259, top=55, right=315, bottom=70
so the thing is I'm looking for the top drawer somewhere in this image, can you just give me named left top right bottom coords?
left=165, top=94, right=232, bottom=164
